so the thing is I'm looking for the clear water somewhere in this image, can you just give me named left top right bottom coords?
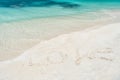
left=0, top=0, right=120, bottom=23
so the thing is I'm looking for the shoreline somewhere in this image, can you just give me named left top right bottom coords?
left=0, top=21, right=118, bottom=62
left=0, top=8, right=120, bottom=24
left=0, top=10, right=120, bottom=61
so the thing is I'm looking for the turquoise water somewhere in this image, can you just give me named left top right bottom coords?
left=0, top=0, right=120, bottom=23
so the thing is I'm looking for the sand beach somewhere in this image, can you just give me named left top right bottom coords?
left=0, top=0, right=120, bottom=79
left=0, top=22, right=120, bottom=80
left=0, top=10, right=120, bottom=61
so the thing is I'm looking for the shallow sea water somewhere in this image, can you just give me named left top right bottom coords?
left=0, top=0, right=120, bottom=23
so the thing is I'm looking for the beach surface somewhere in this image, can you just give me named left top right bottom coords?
left=0, top=22, right=120, bottom=80
left=1, top=10, right=120, bottom=61
left=0, top=0, right=120, bottom=79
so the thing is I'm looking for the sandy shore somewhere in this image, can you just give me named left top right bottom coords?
left=0, top=11, right=117, bottom=61
left=0, top=22, right=120, bottom=80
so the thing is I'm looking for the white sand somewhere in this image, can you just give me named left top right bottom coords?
left=0, top=23, right=120, bottom=80
left=1, top=9, right=120, bottom=61
left=0, top=14, right=114, bottom=61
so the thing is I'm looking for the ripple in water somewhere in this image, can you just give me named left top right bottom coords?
left=0, top=0, right=80, bottom=8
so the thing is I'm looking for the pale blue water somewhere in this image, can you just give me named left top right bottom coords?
left=0, top=0, right=120, bottom=23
